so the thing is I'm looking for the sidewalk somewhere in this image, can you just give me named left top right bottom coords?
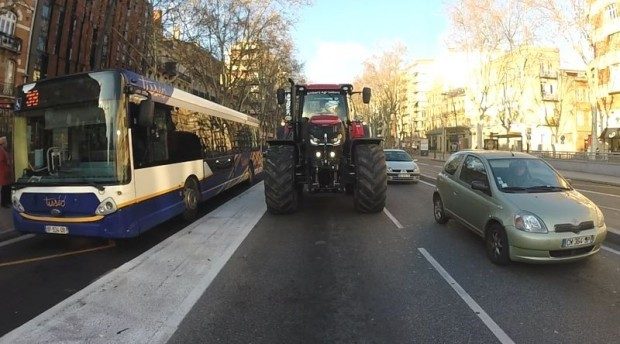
left=415, top=154, right=620, bottom=187
left=0, top=206, right=13, bottom=233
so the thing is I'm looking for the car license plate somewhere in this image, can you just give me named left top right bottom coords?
left=45, top=225, right=68, bottom=235
left=398, top=173, right=409, bottom=178
left=562, top=235, right=594, bottom=248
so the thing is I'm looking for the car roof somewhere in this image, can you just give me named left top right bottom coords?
left=453, top=150, right=535, bottom=159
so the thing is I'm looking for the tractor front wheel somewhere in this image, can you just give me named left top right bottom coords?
left=264, top=145, right=298, bottom=214
left=353, top=144, right=387, bottom=213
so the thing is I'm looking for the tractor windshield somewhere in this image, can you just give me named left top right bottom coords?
left=302, top=92, right=347, bottom=121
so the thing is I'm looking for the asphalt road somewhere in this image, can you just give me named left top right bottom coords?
left=0, top=180, right=258, bottom=336
left=415, top=157, right=620, bottom=237
left=1, top=173, right=619, bottom=343
left=169, top=182, right=620, bottom=343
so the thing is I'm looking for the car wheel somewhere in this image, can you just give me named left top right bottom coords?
left=433, top=195, right=449, bottom=224
left=485, top=224, right=510, bottom=265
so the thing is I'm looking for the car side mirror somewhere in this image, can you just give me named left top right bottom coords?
left=277, top=88, right=286, bottom=105
left=471, top=180, right=490, bottom=194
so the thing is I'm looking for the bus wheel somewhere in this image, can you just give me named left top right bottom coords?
left=182, top=178, right=200, bottom=221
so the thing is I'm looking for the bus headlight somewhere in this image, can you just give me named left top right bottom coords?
left=95, top=197, right=118, bottom=215
left=12, top=196, right=24, bottom=213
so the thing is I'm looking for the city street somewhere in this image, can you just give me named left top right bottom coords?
left=1, top=168, right=619, bottom=343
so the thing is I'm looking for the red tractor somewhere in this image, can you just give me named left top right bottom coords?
left=264, top=79, right=387, bottom=214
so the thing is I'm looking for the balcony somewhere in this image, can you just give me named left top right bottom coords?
left=0, top=82, right=14, bottom=97
left=0, top=31, right=21, bottom=53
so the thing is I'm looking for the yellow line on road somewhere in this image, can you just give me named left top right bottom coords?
left=0, top=241, right=116, bottom=268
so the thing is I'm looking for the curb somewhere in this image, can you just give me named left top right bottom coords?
left=419, top=174, right=620, bottom=247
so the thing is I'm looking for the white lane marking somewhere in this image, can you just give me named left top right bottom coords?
left=598, top=205, right=620, bottom=212
left=418, top=248, right=515, bottom=344
left=608, top=227, right=620, bottom=235
left=384, top=208, right=404, bottom=229
left=0, top=234, right=35, bottom=248
left=417, top=162, right=431, bottom=166
left=419, top=179, right=436, bottom=188
left=2, top=183, right=267, bottom=344
left=602, top=245, right=620, bottom=255
left=577, top=189, right=620, bottom=199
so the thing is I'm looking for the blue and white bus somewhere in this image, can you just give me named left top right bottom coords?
left=11, top=70, right=262, bottom=238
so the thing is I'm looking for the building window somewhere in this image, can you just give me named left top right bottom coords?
left=607, top=3, right=618, bottom=20
left=0, top=11, right=16, bottom=36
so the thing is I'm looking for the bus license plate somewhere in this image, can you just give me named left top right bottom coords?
left=45, top=225, right=68, bottom=235
left=562, top=235, right=594, bottom=248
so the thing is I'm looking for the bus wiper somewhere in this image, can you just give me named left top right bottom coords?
left=78, top=179, right=106, bottom=191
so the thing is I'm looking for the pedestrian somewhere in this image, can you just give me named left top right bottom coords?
left=0, top=136, right=12, bottom=208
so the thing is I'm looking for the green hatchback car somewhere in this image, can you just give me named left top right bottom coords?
left=433, top=150, right=607, bottom=265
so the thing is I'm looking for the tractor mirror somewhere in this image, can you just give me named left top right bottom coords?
left=277, top=88, right=286, bottom=105
left=138, top=98, right=154, bottom=127
left=362, top=87, right=371, bottom=104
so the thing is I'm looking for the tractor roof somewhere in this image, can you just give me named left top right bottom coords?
left=302, top=84, right=353, bottom=92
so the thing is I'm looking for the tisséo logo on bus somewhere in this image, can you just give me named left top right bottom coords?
left=44, top=195, right=66, bottom=208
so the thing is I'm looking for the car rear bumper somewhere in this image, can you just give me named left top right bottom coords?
left=507, top=225, right=607, bottom=263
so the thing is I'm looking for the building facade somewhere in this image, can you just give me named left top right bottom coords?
left=590, top=0, right=620, bottom=152
left=407, top=59, right=435, bottom=146
left=0, top=0, right=36, bottom=146
left=27, top=0, right=152, bottom=81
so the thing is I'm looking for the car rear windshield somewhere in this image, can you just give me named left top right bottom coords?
left=385, top=151, right=413, bottom=161
left=488, top=158, right=571, bottom=193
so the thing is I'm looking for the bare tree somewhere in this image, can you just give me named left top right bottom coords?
left=354, top=44, right=409, bottom=147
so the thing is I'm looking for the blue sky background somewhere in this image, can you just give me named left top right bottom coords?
left=292, top=0, right=449, bottom=82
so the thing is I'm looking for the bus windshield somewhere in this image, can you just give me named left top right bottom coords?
left=13, top=71, right=130, bottom=186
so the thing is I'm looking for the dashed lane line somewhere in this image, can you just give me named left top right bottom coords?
left=383, top=208, right=404, bottom=229
left=602, top=245, right=620, bottom=255
left=0, top=241, right=116, bottom=268
left=0, top=234, right=35, bottom=248
left=418, top=248, right=515, bottom=344
left=419, top=180, right=436, bottom=188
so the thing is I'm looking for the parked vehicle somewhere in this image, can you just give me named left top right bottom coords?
left=433, top=150, right=607, bottom=264
left=11, top=70, right=261, bottom=238
left=384, top=149, right=420, bottom=183
left=264, top=80, right=387, bottom=214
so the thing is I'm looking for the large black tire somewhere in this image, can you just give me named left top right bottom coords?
left=264, top=145, right=298, bottom=214
left=182, top=177, right=200, bottom=221
left=485, top=223, right=510, bottom=265
left=353, top=144, right=387, bottom=213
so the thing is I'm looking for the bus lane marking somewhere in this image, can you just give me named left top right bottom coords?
left=0, top=234, right=36, bottom=248
left=0, top=241, right=116, bottom=268
left=418, top=248, right=515, bottom=344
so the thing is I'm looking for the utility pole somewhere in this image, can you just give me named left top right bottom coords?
left=589, top=67, right=599, bottom=158
left=94, top=0, right=117, bottom=70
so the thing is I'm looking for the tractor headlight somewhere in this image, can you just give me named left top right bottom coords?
left=331, top=134, right=343, bottom=145
left=310, top=136, right=319, bottom=146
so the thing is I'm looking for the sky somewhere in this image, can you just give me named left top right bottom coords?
left=292, top=0, right=449, bottom=83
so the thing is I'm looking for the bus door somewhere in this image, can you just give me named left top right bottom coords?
left=204, top=117, right=234, bottom=189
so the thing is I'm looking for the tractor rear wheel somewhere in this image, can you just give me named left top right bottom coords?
left=353, top=144, right=387, bottom=213
left=264, top=145, right=298, bottom=214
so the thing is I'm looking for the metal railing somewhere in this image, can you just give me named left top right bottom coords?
left=529, top=151, right=620, bottom=163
